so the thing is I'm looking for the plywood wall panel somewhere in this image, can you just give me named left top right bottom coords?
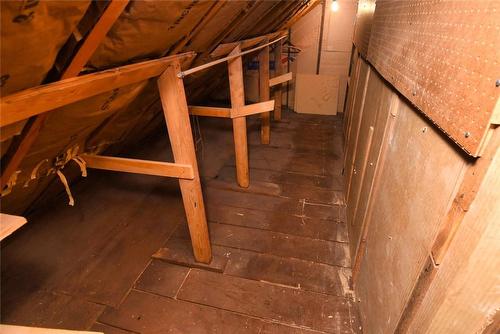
left=294, top=74, right=339, bottom=115
left=355, top=97, right=467, bottom=334
left=405, top=129, right=500, bottom=333
left=367, top=0, right=500, bottom=156
left=346, top=71, right=386, bottom=229
left=352, top=0, right=376, bottom=57
left=322, top=0, right=357, bottom=52
left=344, top=60, right=370, bottom=195
left=348, top=73, right=395, bottom=259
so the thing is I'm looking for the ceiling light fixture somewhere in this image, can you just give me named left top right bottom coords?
left=331, top=0, right=339, bottom=12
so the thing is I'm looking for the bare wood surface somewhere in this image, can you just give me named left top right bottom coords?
left=367, top=1, right=500, bottom=156
left=82, top=154, right=194, bottom=180
left=0, top=53, right=195, bottom=127
left=228, top=45, right=249, bottom=188
left=431, top=128, right=500, bottom=264
left=272, top=39, right=284, bottom=121
left=0, top=325, right=101, bottom=334
left=178, top=36, right=286, bottom=78
left=259, top=44, right=271, bottom=144
left=231, top=101, right=275, bottom=119
left=269, top=72, right=292, bottom=87
left=189, top=106, right=231, bottom=118
left=158, top=61, right=212, bottom=264
left=0, top=213, right=27, bottom=241
left=210, top=31, right=285, bottom=58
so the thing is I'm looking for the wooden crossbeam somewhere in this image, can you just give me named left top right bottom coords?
left=231, top=101, right=275, bottom=118
left=81, top=154, right=195, bottom=180
left=269, top=72, right=293, bottom=87
left=0, top=53, right=195, bottom=128
left=210, top=31, right=286, bottom=58
left=0, top=214, right=27, bottom=241
left=189, top=101, right=275, bottom=119
left=189, top=106, right=231, bottom=118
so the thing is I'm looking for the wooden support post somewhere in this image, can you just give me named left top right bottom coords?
left=259, top=44, right=271, bottom=144
left=273, top=40, right=284, bottom=121
left=228, top=45, right=250, bottom=188
left=158, top=61, right=212, bottom=264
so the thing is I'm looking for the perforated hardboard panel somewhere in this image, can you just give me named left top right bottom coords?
left=367, top=0, right=500, bottom=156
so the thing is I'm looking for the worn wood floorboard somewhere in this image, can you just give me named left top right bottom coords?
left=2, top=111, right=361, bottom=333
left=177, top=269, right=355, bottom=333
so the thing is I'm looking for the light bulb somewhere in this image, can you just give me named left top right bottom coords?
left=331, top=0, right=339, bottom=12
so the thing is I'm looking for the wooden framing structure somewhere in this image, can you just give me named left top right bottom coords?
left=0, top=53, right=212, bottom=264
left=0, top=0, right=129, bottom=190
left=182, top=34, right=292, bottom=188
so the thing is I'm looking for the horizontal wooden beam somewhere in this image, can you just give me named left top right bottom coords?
left=189, top=106, right=231, bottom=118
left=81, top=154, right=195, bottom=180
left=0, top=52, right=195, bottom=127
left=0, top=214, right=27, bottom=241
left=179, top=35, right=287, bottom=78
left=269, top=72, right=293, bottom=87
left=231, top=100, right=275, bottom=118
left=210, top=30, right=286, bottom=58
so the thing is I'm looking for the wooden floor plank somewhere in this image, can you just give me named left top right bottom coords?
left=260, top=322, right=326, bottom=333
left=152, top=237, right=230, bottom=272
left=216, top=166, right=344, bottom=190
left=134, top=259, right=189, bottom=298
left=224, top=248, right=353, bottom=297
left=207, top=175, right=344, bottom=205
left=202, top=223, right=350, bottom=267
left=90, top=323, right=135, bottom=334
left=177, top=269, right=354, bottom=333
left=203, top=205, right=347, bottom=242
left=0, top=290, right=104, bottom=330
left=98, top=290, right=264, bottom=333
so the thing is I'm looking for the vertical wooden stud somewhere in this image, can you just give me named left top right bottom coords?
left=228, top=45, right=250, bottom=188
left=273, top=40, right=284, bottom=121
left=259, top=44, right=271, bottom=144
left=158, top=61, right=212, bottom=264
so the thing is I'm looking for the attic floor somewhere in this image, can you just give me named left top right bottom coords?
left=1, top=110, right=361, bottom=333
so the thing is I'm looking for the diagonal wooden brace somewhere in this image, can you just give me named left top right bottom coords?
left=158, top=61, right=212, bottom=264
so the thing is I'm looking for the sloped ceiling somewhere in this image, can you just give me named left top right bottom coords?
left=0, top=0, right=318, bottom=214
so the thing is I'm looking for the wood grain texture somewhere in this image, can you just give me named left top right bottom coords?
left=344, top=60, right=370, bottom=196
left=0, top=325, right=101, bottom=334
left=367, top=0, right=500, bottom=156
left=228, top=45, right=250, bottom=188
left=406, top=129, right=500, bottom=333
left=259, top=44, right=271, bottom=144
left=189, top=106, right=231, bottom=118
left=82, top=154, right=194, bottom=180
left=355, top=98, right=466, bottom=334
left=178, top=269, right=354, bottom=333
left=0, top=213, right=27, bottom=241
left=0, top=53, right=195, bottom=127
left=352, top=0, right=376, bottom=57
left=158, top=62, right=211, bottom=263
